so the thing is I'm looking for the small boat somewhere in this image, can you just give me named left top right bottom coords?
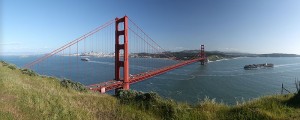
left=81, top=58, right=90, bottom=61
left=244, top=63, right=274, bottom=70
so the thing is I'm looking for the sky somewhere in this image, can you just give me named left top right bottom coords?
left=1, top=0, right=300, bottom=55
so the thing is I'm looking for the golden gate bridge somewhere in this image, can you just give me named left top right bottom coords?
left=23, top=16, right=206, bottom=93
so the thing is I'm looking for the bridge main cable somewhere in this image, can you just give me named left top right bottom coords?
left=23, top=19, right=115, bottom=68
left=128, top=17, right=178, bottom=60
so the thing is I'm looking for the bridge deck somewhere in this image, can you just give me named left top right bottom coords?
left=87, top=58, right=205, bottom=92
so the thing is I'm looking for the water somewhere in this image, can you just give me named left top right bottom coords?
left=1, top=55, right=300, bottom=105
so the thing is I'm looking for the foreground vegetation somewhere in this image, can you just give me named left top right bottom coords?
left=1, top=61, right=300, bottom=120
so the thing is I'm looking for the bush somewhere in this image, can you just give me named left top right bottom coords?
left=60, top=79, right=87, bottom=92
left=286, top=92, right=300, bottom=108
left=295, top=80, right=300, bottom=94
left=1, top=61, right=17, bottom=70
left=21, top=69, right=38, bottom=76
left=286, top=79, right=300, bottom=107
left=7, top=64, right=17, bottom=70
left=116, top=90, right=142, bottom=103
left=1, top=60, right=9, bottom=66
left=115, top=89, right=178, bottom=119
left=116, top=90, right=160, bottom=104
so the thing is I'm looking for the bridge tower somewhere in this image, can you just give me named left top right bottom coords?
left=115, top=16, right=130, bottom=92
left=200, top=45, right=205, bottom=65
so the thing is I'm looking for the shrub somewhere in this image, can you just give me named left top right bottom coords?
left=116, top=90, right=160, bottom=104
left=21, top=69, right=38, bottom=76
left=115, top=89, right=178, bottom=119
left=60, top=79, right=87, bottom=92
left=286, top=79, right=300, bottom=107
left=1, top=61, right=17, bottom=70
left=295, top=79, right=300, bottom=94
left=136, top=92, right=160, bottom=102
left=7, top=64, right=17, bottom=70
left=1, top=60, right=9, bottom=66
left=116, top=89, right=141, bottom=104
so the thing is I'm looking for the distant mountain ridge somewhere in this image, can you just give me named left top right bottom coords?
left=174, top=50, right=300, bottom=57
left=1, top=50, right=299, bottom=58
left=258, top=53, right=300, bottom=57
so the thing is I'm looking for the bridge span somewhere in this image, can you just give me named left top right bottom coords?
left=24, top=16, right=207, bottom=93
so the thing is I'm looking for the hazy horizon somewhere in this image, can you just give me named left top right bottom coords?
left=1, top=50, right=299, bottom=56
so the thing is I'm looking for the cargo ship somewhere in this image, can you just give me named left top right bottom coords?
left=244, top=63, right=274, bottom=70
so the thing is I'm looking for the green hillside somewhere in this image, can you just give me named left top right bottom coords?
left=1, top=61, right=300, bottom=120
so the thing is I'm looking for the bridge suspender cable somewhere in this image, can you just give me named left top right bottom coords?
left=23, top=19, right=115, bottom=68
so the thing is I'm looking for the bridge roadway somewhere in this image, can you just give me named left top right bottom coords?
left=87, top=58, right=205, bottom=93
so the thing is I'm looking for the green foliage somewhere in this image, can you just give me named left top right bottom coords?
left=1, top=60, right=17, bottom=70
left=116, top=89, right=160, bottom=103
left=60, top=79, right=87, bottom=92
left=116, top=90, right=200, bottom=120
left=21, top=68, right=38, bottom=76
left=286, top=92, right=300, bottom=108
left=0, top=111, right=14, bottom=120
left=115, top=90, right=300, bottom=120
left=116, top=89, right=141, bottom=102
left=286, top=80, right=300, bottom=108
left=0, top=61, right=158, bottom=120
left=1, top=60, right=9, bottom=66
left=226, top=106, right=271, bottom=120
left=296, top=79, right=300, bottom=94
left=8, top=64, right=17, bottom=70
left=116, top=89, right=176, bottom=119
left=8, top=65, right=17, bottom=70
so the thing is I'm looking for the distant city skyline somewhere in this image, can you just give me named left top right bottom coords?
left=1, top=0, right=300, bottom=55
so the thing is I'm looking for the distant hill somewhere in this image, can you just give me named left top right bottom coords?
left=258, top=53, right=300, bottom=57
left=173, top=50, right=300, bottom=58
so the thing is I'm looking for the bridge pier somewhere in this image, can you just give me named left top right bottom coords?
left=200, top=45, right=205, bottom=65
left=115, top=16, right=130, bottom=93
left=123, top=82, right=130, bottom=90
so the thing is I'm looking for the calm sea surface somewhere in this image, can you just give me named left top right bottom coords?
left=1, top=55, right=300, bottom=105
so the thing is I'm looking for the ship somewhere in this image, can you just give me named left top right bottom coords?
left=244, top=63, right=274, bottom=70
left=81, top=58, right=90, bottom=61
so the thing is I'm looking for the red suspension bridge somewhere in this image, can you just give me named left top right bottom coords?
left=23, top=16, right=206, bottom=93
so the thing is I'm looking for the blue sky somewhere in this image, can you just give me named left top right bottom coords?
left=1, top=0, right=300, bottom=54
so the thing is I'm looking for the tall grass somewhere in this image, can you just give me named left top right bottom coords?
left=0, top=61, right=157, bottom=120
left=115, top=89, right=300, bottom=120
left=1, top=61, right=300, bottom=120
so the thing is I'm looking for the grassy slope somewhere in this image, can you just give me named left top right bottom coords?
left=0, top=61, right=300, bottom=120
left=0, top=62, right=157, bottom=120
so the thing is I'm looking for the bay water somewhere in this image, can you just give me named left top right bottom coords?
left=1, top=55, right=300, bottom=105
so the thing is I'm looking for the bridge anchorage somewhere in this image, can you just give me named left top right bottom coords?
left=23, top=15, right=207, bottom=94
